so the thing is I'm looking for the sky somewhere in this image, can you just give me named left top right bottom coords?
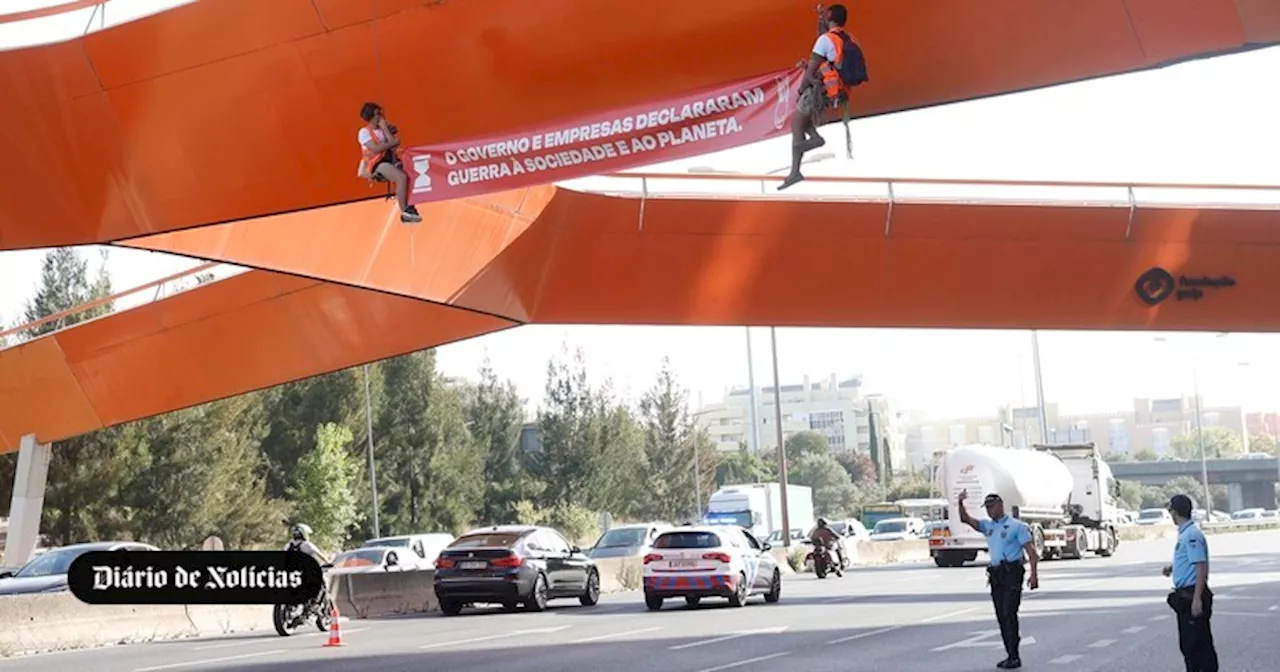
left=2, top=5, right=1279, bottom=421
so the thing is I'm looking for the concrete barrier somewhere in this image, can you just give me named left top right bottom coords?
left=330, top=569, right=437, bottom=619
left=854, top=540, right=930, bottom=566
left=0, top=594, right=269, bottom=657
left=1117, top=519, right=1280, bottom=543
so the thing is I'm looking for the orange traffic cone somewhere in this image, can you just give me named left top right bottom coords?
left=322, top=605, right=344, bottom=647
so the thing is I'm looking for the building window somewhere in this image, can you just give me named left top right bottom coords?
left=1108, top=418, right=1130, bottom=453
left=1152, top=427, right=1170, bottom=455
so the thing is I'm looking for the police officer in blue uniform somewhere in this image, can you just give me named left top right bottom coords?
left=957, top=489, right=1040, bottom=670
left=1162, top=493, right=1219, bottom=672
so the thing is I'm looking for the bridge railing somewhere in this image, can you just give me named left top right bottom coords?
left=570, top=172, right=1280, bottom=209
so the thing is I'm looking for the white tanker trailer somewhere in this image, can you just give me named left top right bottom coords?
left=929, top=443, right=1121, bottom=568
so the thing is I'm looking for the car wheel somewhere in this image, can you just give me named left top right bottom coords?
left=525, top=573, right=549, bottom=612
left=764, top=569, right=781, bottom=604
left=439, top=599, right=463, bottom=616
left=727, top=572, right=748, bottom=607
left=579, top=569, right=600, bottom=607
left=644, top=591, right=664, bottom=611
left=502, top=600, right=520, bottom=612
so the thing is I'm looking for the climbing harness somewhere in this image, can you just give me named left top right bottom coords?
left=813, top=3, right=868, bottom=159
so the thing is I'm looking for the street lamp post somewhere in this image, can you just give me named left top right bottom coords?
left=746, top=328, right=763, bottom=453
left=1031, top=331, right=1049, bottom=444
left=362, top=363, right=381, bottom=538
left=769, top=327, right=792, bottom=548
left=1154, top=334, right=1225, bottom=512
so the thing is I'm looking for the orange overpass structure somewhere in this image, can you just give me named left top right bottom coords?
left=3, top=174, right=1280, bottom=452
left=2, top=0, right=1280, bottom=251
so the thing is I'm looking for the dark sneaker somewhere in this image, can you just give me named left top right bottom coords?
left=401, top=209, right=422, bottom=223
left=997, top=658, right=1022, bottom=669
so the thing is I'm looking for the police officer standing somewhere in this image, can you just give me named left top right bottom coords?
left=1162, top=493, right=1219, bottom=671
left=957, top=489, right=1039, bottom=670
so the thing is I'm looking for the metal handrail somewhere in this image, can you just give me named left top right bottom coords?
left=0, top=1, right=107, bottom=25
left=601, top=172, right=1280, bottom=193
left=0, top=261, right=219, bottom=343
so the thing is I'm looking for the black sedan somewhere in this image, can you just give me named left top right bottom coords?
left=433, top=525, right=600, bottom=615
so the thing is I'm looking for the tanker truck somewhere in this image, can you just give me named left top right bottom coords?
left=928, top=443, right=1120, bottom=568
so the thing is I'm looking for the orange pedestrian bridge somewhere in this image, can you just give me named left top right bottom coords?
left=3, top=173, right=1280, bottom=452
left=3, top=0, right=1280, bottom=453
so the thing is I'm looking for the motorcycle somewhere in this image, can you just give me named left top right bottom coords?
left=806, top=542, right=843, bottom=579
left=273, top=563, right=335, bottom=637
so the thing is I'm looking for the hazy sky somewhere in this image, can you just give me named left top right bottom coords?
left=2, top=7, right=1278, bottom=420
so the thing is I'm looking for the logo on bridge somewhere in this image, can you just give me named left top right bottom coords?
left=1135, top=267, right=1236, bottom=306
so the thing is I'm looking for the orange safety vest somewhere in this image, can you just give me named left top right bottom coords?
left=818, top=28, right=856, bottom=102
left=360, top=123, right=393, bottom=176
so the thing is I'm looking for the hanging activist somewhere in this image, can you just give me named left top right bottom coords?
left=778, top=3, right=868, bottom=191
left=357, top=102, right=423, bottom=223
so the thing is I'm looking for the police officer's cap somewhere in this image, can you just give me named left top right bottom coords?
left=1167, top=493, right=1194, bottom=517
left=982, top=493, right=1003, bottom=506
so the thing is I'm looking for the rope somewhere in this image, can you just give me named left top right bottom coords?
left=371, top=0, right=386, bottom=102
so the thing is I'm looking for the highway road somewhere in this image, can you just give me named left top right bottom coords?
left=4, top=529, right=1278, bottom=672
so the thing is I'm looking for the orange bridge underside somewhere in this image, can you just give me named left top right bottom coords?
left=4, top=184, right=1279, bottom=449
left=2, top=0, right=1279, bottom=250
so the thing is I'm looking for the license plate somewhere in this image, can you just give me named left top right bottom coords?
left=668, top=559, right=697, bottom=568
left=459, top=561, right=487, bottom=570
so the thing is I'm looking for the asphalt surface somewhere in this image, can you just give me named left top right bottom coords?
left=3, top=529, right=1279, bottom=672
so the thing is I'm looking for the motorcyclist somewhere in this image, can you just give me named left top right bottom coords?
left=810, top=518, right=846, bottom=571
left=284, top=523, right=332, bottom=611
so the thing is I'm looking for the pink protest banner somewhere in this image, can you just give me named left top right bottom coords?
left=401, top=67, right=803, bottom=205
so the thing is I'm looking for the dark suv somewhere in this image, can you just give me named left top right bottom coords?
left=433, top=525, right=600, bottom=615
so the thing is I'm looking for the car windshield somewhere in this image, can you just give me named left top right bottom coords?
left=334, top=550, right=384, bottom=568
left=873, top=521, right=907, bottom=534
left=450, top=533, right=522, bottom=548
left=13, top=547, right=92, bottom=578
left=363, top=537, right=409, bottom=547
left=595, top=528, right=647, bottom=549
left=1139, top=509, right=1165, bottom=519
left=653, top=531, right=721, bottom=549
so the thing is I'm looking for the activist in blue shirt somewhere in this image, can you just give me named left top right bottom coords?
left=957, top=490, right=1039, bottom=670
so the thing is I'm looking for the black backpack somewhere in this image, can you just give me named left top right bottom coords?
left=831, top=30, right=869, bottom=88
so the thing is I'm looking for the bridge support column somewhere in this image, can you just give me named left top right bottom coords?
left=1227, top=483, right=1244, bottom=513
left=1241, top=481, right=1275, bottom=510
left=3, top=434, right=50, bottom=568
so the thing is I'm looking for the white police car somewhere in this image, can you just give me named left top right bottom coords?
left=641, top=525, right=782, bottom=610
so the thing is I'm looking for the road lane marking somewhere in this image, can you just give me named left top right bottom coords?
left=1122, top=626, right=1146, bottom=634
left=570, top=627, right=663, bottom=644
left=1149, top=615, right=1170, bottom=621
left=191, top=628, right=368, bottom=650
left=133, top=650, right=286, bottom=672
left=419, top=625, right=569, bottom=650
left=669, top=626, right=787, bottom=651
left=696, top=651, right=789, bottom=672
left=1270, top=605, right=1278, bottom=611
left=825, top=606, right=980, bottom=645
left=1089, top=639, right=1116, bottom=648
left=1216, top=611, right=1275, bottom=618
left=1049, top=655, right=1082, bottom=664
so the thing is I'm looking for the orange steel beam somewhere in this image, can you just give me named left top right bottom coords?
left=122, top=181, right=1280, bottom=332
left=3, top=0, right=1279, bottom=251
left=0, top=261, right=218, bottom=343
left=0, top=269, right=516, bottom=451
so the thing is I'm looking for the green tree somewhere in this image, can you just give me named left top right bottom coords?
left=375, top=351, right=436, bottom=535
left=1249, top=434, right=1277, bottom=455
left=127, top=395, right=282, bottom=550
left=466, top=360, right=533, bottom=525
left=636, top=360, right=719, bottom=522
left=419, top=379, right=484, bottom=535
left=287, top=423, right=362, bottom=551
left=833, top=449, right=878, bottom=486
left=1132, top=448, right=1159, bottom=462
left=21, top=248, right=113, bottom=339
left=715, top=448, right=776, bottom=487
left=258, top=369, right=366, bottom=500
left=530, top=347, right=605, bottom=509
left=886, top=474, right=933, bottom=500
left=785, top=431, right=830, bottom=463
left=789, top=452, right=860, bottom=519
left=1171, top=427, right=1243, bottom=460
left=1117, top=480, right=1146, bottom=510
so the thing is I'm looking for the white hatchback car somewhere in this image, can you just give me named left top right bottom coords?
left=642, top=525, right=782, bottom=611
